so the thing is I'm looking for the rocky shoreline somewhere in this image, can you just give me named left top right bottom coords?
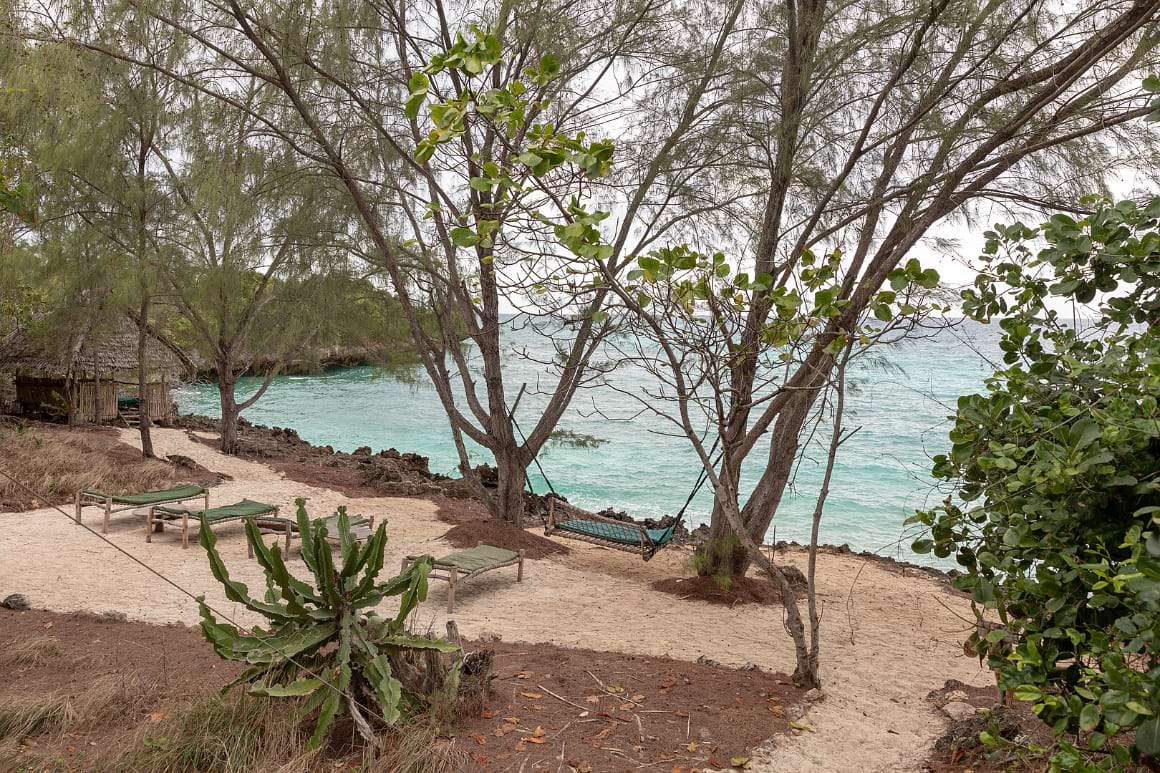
left=173, top=413, right=956, bottom=581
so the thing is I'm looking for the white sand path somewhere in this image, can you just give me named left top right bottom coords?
left=0, top=427, right=991, bottom=772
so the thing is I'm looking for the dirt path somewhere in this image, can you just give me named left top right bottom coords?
left=0, top=427, right=990, bottom=772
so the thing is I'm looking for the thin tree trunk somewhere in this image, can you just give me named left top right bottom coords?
left=218, top=364, right=240, bottom=455
left=136, top=293, right=155, bottom=458
left=698, top=389, right=816, bottom=577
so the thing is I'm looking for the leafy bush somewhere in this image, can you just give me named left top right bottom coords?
left=198, top=498, right=458, bottom=749
left=911, top=198, right=1160, bottom=771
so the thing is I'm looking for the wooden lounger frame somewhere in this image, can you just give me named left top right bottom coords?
left=256, top=515, right=377, bottom=553
left=145, top=504, right=283, bottom=557
left=76, top=489, right=209, bottom=535
left=402, top=549, right=524, bottom=613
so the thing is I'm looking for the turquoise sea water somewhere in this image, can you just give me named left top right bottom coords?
left=175, top=319, right=1004, bottom=562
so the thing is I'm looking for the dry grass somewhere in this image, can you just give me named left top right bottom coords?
left=0, top=635, right=64, bottom=670
left=0, top=673, right=161, bottom=741
left=0, top=421, right=184, bottom=512
left=113, top=694, right=321, bottom=773
left=368, top=722, right=471, bottom=773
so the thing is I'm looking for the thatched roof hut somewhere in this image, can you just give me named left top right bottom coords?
left=0, top=318, right=182, bottom=380
left=0, top=317, right=182, bottom=423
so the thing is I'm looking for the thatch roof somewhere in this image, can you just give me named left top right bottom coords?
left=0, top=317, right=182, bottom=379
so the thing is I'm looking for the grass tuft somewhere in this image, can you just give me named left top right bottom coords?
left=0, top=673, right=159, bottom=741
left=114, top=693, right=317, bottom=773
left=0, top=636, right=64, bottom=670
left=368, top=722, right=470, bottom=773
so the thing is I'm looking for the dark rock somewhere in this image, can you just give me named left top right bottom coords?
left=473, top=463, right=499, bottom=488
left=933, top=706, right=1020, bottom=756
left=775, top=565, right=809, bottom=590
left=1, top=593, right=30, bottom=610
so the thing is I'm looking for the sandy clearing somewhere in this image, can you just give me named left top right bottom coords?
left=0, top=426, right=991, bottom=772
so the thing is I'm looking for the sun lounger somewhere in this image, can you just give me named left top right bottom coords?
left=76, top=485, right=208, bottom=534
left=255, top=512, right=378, bottom=553
left=148, top=499, right=280, bottom=554
left=402, top=545, right=524, bottom=613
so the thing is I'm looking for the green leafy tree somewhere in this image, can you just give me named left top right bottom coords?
left=608, top=239, right=946, bottom=688
left=912, top=198, right=1160, bottom=770
left=199, top=499, right=457, bottom=749
left=52, top=1, right=747, bottom=525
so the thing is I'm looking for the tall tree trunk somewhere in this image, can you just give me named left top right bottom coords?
left=218, top=364, right=240, bottom=455
left=490, top=445, right=527, bottom=528
left=136, top=293, right=155, bottom=458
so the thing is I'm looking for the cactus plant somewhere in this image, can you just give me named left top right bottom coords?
left=197, top=498, right=458, bottom=749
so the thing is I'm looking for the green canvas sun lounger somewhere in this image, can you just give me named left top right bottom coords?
left=76, top=485, right=208, bottom=534
left=149, top=499, right=280, bottom=553
left=402, top=545, right=524, bottom=613
left=256, top=512, right=379, bottom=552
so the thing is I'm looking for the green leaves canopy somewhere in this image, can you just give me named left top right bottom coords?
left=912, top=197, right=1160, bottom=770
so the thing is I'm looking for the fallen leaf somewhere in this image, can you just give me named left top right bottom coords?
left=532, top=725, right=546, bottom=738
left=789, top=721, right=815, bottom=732
left=147, top=710, right=169, bottom=723
left=585, top=695, right=601, bottom=704
left=591, top=728, right=613, bottom=741
left=515, top=671, right=531, bottom=679
left=520, top=692, right=543, bottom=700
left=494, top=723, right=518, bottom=737
left=525, top=736, right=546, bottom=744
left=481, top=708, right=497, bottom=719
left=708, top=758, right=725, bottom=770
left=768, top=706, right=785, bottom=717
left=619, top=703, right=636, bottom=711
left=515, top=739, right=527, bottom=752
left=631, top=694, right=646, bottom=703
left=687, top=741, right=698, bottom=752
left=471, top=734, right=487, bottom=746
left=609, top=685, right=625, bottom=694
left=660, top=675, right=678, bottom=690
left=578, top=764, right=593, bottom=773
left=730, top=756, right=751, bottom=770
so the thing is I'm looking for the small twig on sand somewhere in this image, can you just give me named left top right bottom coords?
left=686, top=714, right=691, bottom=740
left=557, top=739, right=566, bottom=773
left=539, top=684, right=590, bottom=712
left=586, top=670, right=607, bottom=690
left=634, top=714, right=644, bottom=744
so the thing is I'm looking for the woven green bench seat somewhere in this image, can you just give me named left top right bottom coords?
left=402, top=545, right=524, bottom=613
left=149, top=499, right=280, bottom=552
left=77, top=485, right=209, bottom=534
left=431, top=545, right=520, bottom=573
left=156, top=499, right=277, bottom=522
left=85, top=485, right=207, bottom=505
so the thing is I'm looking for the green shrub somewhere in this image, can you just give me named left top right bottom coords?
left=198, top=498, right=458, bottom=749
left=911, top=198, right=1160, bottom=771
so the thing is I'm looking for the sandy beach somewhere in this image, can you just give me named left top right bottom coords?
left=0, top=426, right=992, bottom=772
